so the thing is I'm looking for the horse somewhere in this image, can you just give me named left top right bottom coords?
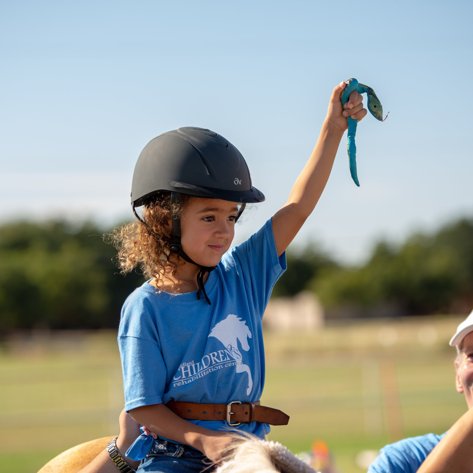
left=37, top=436, right=113, bottom=473
left=38, top=434, right=317, bottom=473
left=216, top=434, right=317, bottom=473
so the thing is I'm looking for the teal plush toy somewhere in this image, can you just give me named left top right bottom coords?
left=341, top=78, right=386, bottom=186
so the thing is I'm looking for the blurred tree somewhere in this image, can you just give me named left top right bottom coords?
left=0, top=216, right=472, bottom=329
left=273, top=245, right=338, bottom=297
left=313, top=217, right=473, bottom=318
left=0, top=219, right=142, bottom=332
left=434, top=218, right=473, bottom=311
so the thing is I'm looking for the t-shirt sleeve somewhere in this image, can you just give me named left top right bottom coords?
left=231, top=219, right=286, bottom=316
left=367, top=435, right=441, bottom=473
left=368, top=447, right=408, bottom=473
left=118, top=293, right=167, bottom=411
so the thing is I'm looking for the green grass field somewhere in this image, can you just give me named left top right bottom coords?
left=0, top=316, right=466, bottom=473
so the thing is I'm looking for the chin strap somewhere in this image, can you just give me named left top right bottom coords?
left=169, top=193, right=215, bottom=305
left=170, top=232, right=215, bottom=305
left=196, top=268, right=212, bottom=305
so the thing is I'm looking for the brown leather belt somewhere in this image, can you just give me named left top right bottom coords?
left=166, top=400, right=289, bottom=426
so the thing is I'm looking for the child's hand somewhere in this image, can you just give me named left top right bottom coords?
left=142, top=425, right=157, bottom=438
left=326, top=81, right=367, bottom=132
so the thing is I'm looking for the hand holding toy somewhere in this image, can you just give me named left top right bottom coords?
left=341, top=78, right=387, bottom=186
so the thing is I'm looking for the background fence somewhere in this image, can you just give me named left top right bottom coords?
left=0, top=315, right=465, bottom=473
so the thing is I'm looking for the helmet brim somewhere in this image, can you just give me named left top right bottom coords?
left=132, top=182, right=265, bottom=208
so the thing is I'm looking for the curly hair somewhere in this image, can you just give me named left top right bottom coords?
left=109, top=193, right=189, bottom=281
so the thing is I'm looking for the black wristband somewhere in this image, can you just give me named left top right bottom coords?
left=106, top=437, right=136, bottom=473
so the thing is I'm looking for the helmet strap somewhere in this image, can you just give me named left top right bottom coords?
left=170, top=193, right=215, bottom=305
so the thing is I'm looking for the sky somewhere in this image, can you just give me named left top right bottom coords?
left=1, top=0, right=472, bottom=264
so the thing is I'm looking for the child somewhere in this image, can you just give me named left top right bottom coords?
left=112, top=81, right=366, bottom=473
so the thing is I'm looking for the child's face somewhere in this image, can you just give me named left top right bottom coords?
left=180, top=197, right=240, bottom=267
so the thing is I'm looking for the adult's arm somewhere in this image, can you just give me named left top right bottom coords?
left=417, top=408, right=473, bottom=473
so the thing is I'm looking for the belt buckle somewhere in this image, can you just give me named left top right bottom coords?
left=226, top=400, right=242, bottom=426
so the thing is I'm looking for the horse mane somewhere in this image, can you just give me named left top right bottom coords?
left=215, top=433, right=316, bottom=473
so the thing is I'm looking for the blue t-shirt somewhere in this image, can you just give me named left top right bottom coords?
left=118, top=219, right=286, bottom=438
left=368, top=433, right=444, bottom=473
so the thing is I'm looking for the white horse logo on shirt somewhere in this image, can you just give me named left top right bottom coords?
left=209, top=314, right=253, bottom=395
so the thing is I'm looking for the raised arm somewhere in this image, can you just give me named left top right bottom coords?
left=417, top=408, right=473, bottom=473
left=271, top=81, right=367, bottom=256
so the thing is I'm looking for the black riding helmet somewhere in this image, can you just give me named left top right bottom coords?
left=130, top=127, right=265, bottom=304
left=131, top=127, right=265, bottom=207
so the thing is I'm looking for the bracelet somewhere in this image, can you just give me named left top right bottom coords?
left=106, top=437, right=136, bottom=473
